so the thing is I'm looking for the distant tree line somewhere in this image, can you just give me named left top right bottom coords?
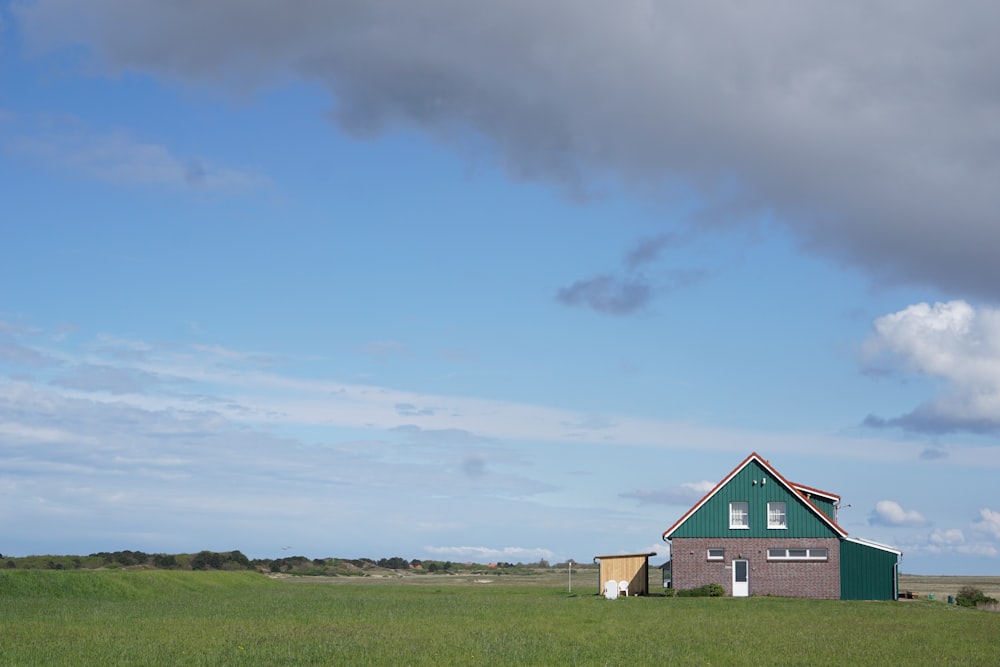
left=0, top=551, right=592, bottom=574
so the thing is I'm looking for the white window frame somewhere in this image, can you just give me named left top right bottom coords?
left=729, top=501, right=749, bottom=529
left=767, top=501, right=787, bottom=529
left=767, top=548, right=828, bottom=561
left=707, top=548, right=725, bottom=561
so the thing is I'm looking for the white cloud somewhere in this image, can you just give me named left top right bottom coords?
left=972, top=508, right=1000, bottom=540
left=924, top=531, right=997, bottom=558
left=5, top=118, right=268, bottom=192
left=684, top=480, right=716, bottom=496
left=5, top=323, right=1000, bottom=566
left=870, top=500, right=927, bottom=527
left=862, top=301, right=1000, bottom=433
left=0, top=420, right=97, bottom=445
left=929, top=528, right=964, bottom=546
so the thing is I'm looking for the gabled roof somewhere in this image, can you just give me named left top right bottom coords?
left=662, top=452, right=848, bottom=540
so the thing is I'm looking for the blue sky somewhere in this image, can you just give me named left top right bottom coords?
left=3, top=1, right=1000, bottom=574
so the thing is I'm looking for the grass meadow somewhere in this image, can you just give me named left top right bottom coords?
left=2, top=569, right=1000, bottom=666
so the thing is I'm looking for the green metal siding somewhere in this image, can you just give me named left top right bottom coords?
left=670, top=461, right=838, bottom=539
left=807, top=496, right=837, bottom=522
left=840, top=540, right=899, bottom=600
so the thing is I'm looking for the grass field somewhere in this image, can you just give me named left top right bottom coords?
left=2, top=569, right=999, bottom=666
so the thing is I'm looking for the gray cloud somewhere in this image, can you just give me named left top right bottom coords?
left=919, top=447, right=947, bottom=461
left=16, top=1, right=1000, bottom=300
left=461, top=456, right=486, bottom=477
left=49, top=363, right=165, bottom=395
left=625, top=234, right=679, bottom=271
left=390, top=424, right=493, bottom=446
left=556, top=274, right=651, bottom=315
left=395, top=402, right=436, bottom=417
left=863, top=410, right=1000, bottom=436
left=0, top=339, right=58, bottom=368
left=621, top=480, right=714, bottom=506
left=555, top=233, right=704, bottom=316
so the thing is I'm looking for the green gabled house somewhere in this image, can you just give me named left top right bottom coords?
left=661, top=452, right=901, bottom=600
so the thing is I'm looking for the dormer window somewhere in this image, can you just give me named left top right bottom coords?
left=729, top=501, right=749, bottom=529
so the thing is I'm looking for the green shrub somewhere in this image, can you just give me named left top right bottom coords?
left=955, top=585, right=998, bottom=608
left=677, top=583, right=725, bottom=597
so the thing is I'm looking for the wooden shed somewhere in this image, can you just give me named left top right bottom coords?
left=593, top=552, right=657, bottom=596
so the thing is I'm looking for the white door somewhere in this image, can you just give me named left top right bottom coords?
left=732, top=559, right=749, bottom=597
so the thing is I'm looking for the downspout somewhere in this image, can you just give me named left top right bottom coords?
left=892, top=554, right=903, bottom=600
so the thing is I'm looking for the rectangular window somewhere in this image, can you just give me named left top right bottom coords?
left=707, top=548, right=725, bottom=561
left=767, top=548, right=828, bottom=561
left=767, top=502, right=787, bottom=529
left=729, top=501, right=749, bottom=529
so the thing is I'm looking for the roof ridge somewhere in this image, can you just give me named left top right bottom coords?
left=662, top=452, right=848, bottom=541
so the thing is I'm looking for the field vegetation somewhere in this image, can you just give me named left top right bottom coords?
left=0, top=550, right=555, bottom=578
left=3, top=568, right=1000, bottom=666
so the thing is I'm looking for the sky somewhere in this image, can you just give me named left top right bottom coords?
left=2, top=1, right=1000, bottom=575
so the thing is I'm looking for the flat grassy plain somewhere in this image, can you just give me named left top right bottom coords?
left=2, top=569, right=999, bottom=666
left=898, top=573, right=1000, bottom=601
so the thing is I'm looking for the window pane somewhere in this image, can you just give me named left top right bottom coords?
left=730, top=502, right=749, bottom=528
left=767, top=549, right=784, bottom=558
left=788, top=549, right=808, bottom=558
left=810, top=549, right=828, bottom=559
left=767, top=502, right=786, bottom=528
left=708, top=548, right=724, bottom=560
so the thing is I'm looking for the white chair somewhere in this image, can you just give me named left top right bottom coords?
left=603, top=580, right=619, bottom=600
left=618, top=580, right=629, bottom=597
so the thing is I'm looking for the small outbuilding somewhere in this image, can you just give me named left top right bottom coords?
left=593, top=552, right=657, bottom=596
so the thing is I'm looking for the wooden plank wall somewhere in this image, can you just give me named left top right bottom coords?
left=598, top=556, right=649, bottom=595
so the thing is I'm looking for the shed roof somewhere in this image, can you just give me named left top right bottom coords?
left=593, top=552, right=657, bottom=561
left=845, top=536, right=903, bottom=556
left=662, top=452, right=848, bottom=541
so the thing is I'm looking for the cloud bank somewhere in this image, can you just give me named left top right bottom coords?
left=13, top=0, right=1000, bottom=301
left=862, top=301, right=1000, bottom=434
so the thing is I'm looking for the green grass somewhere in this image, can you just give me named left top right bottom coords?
left=2, top=570, right=999, bottom=666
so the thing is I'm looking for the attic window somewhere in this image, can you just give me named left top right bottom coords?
left=767, top=502, right=787, bottom=529
left=729, top=502, right=749, bottom=529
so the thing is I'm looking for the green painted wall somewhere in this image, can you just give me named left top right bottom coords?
left=806, top=495, right=837, bottom=522
left=670, top=460, right=838, bottom=539
left=840, top=539, right=899, bottom=600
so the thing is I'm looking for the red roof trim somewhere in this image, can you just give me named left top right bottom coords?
left=791, top=482, right=840, bottom=503
left=662, top=452, right=848, bottom=541
left=661, top=452, right=757, bottom=539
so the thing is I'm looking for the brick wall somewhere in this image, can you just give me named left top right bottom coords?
left=670, top=537, right=841, bottom=599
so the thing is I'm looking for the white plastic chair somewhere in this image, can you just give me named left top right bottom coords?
left=618, top=580, right=629, bottom=597
left=603, top=580, right=619, bottom=600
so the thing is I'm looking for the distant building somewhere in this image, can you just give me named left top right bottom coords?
left=662, top=452, right=900, bottom=600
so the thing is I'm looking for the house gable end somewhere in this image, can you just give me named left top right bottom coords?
left=663, top=453, right=847, bottom=540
